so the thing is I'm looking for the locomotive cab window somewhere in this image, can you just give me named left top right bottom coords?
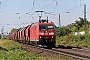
left=39, top=24, right=54, bottom=30
left=47, top=26, right=54, bottom=30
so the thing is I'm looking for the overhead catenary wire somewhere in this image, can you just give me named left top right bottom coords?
left=48, top=0, right=90, bottom=16
left=54, top=0, right=58, bottom=6
left=0, top=0, right=8, bottom=13
left=41, top=0, right=56, bottom=10
left=41, top=0, right=80, bottom=18
left=0, top=0, right=90, bottom=33
left=37, top=0, right=58, bottom=19
left=54, top=0, right=58, bottom=11
left=48, top=0, right=90, bottom=27
left=60, top=0, right=90, bottom=14
left=32, top=0, right=35, bottom=11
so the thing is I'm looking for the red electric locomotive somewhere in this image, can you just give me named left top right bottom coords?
left=7, top=20, right=56, bottom=46
left=30, top=20, right=56, bottom=46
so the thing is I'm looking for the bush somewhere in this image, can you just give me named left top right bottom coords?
left=56, top=27, right=71, bottom=37
left=56, top=36, right=68, bottom=45
left=56, top=33, right=90, bottom=47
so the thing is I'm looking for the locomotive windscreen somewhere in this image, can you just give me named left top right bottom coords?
left=39, top=24, right=54, bottom=30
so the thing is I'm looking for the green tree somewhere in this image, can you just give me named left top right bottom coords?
left=56, top=17, right=89, bottom=37
left=10, top=28, right=18, bottom=34
left=56, top=26, right=72, bottom=37
left=75, top=17, right=89, bottom=31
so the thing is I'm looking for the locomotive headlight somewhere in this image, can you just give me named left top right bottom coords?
left=52, top=36, right=53, bottom=38
left=40, top=36, right=42, bottom=38
left=49, top=32, right=54, bottom=35
left=39, top=32, right=44, bottom=35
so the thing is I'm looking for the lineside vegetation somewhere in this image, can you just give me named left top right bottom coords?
left=56, top=17, right=90, bottom=47
left=0, top=39, right=74, bottom=60
left=0, top=39, right=48, bottom=60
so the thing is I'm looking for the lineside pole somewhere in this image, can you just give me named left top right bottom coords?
left=59, top=14, right=61, bottom=27
left=84, top=4, right=86, bottom=30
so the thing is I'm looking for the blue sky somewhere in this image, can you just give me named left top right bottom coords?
left=0, top=0, right=90, bottom=34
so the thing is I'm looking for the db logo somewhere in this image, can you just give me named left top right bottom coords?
left=45, top=33, right=48, bottom=35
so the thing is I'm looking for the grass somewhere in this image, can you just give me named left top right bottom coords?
left=0, top=39, right=48, bottom=60
left=0, top=38, right=75, bottom=60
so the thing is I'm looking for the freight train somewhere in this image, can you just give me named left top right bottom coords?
left=7, top=20, right=56, bottom=46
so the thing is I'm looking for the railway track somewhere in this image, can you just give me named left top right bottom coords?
left=21, top=43, right=90, bottom=60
